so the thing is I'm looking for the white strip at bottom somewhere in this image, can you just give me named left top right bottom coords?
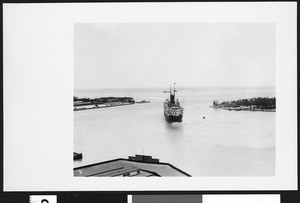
left=203, top=195, right=280, bottom=203
left=128, top=194, right=132, bottom=203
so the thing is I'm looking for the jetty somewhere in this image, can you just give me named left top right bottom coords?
left=135, top=100, right=151, bottom=104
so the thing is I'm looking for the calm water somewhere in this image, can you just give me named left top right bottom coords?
left=74, top=86, right=275, bottom=176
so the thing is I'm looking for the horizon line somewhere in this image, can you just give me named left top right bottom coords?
left=74, top=85, right=276, bottom=90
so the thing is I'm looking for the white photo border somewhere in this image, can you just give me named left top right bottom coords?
left=3, top=2, right=297, bottom=191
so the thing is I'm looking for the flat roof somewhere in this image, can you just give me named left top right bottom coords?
left=74, top=158, right=191, bottom=177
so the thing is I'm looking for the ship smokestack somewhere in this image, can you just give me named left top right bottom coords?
left=170, top=94, right=175, bottom=104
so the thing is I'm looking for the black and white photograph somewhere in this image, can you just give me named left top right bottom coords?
left=3, top=2, right=297, bottom=191
left=73, top=23, right=276, bottom=177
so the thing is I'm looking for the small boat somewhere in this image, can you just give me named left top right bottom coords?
left=163, top=83, right=184, bottom=123
left=73, top=152, right=83, bottom=160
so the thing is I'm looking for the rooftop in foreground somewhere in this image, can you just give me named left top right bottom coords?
left=74, top=155, right=191, bottom=177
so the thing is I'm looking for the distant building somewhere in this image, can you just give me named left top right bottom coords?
left=74, top=155, right=191, bottom=177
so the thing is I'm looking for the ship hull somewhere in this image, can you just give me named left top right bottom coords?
left=164, top=112, right=183, bottom=123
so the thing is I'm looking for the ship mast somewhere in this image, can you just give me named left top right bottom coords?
left=174, top=83, right=176, bottom=97
left=164, top=83, right=176, bottom=105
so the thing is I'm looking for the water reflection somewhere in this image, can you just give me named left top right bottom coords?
left=164, top=121, right=183, bottom=133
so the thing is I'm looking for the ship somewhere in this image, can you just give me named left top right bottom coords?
left=163, top=83, right=184, bottom=123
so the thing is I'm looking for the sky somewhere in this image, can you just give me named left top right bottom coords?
left=74, top=23, right=275, bottom=89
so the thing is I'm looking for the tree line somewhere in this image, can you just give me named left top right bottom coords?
left=74, top=96, right=135, bottom=106
left=213, top=97, right=276, bottom=109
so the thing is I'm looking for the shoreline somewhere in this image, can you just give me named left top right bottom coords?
left=210, top=106, right=276, bottom=112
left=74, top=102, right=134, bottom=111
